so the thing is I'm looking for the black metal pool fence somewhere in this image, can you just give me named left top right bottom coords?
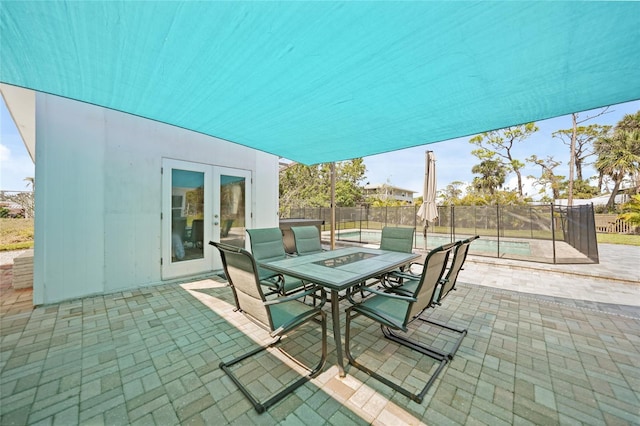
left=284, top=204, right=599, bottom=264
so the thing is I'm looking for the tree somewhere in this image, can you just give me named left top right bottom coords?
left=279, top=159, right=366, bottom=215
left=471, top=160, right=507, bottom=195
left=552, top=123, right=611, bottom=181
left=618, top=195, right=640, bottom=228
left=456, top=189, right=527, bottom=206
left=24, top=177, right=35, bottom=191
left=559, top=179, right=598, bottom=200
left=527, top=155, right=563, bottom=201
left=553, top=108, right=611, bottom=205
left=438, top=181, right=466, bottom=205
left=367, top=197, right=406, bottom=207
left=469, top=123, right=538, bottom=197
left=0, top=177, right=35, bottom=218
left=335, top=158, right=367, bottom=207
left=279, top=162, right=325, bottom=211
left=594, top=111, right=640, bottom=210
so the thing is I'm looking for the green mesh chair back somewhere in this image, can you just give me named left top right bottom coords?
left=406, top=243, right=455, bottom=321
left=213, top=242, right=272, bottom=327
left=246, top=227, right=287, bottom=280
left=379, top=227, right=415, bottom=253
left=246, top=227, right=306, bottom=293
left=291, top=226, right=323, bottom=255
left=435, top=235, right=479, bottom=304
left=246, top=228, right=287, bottom=262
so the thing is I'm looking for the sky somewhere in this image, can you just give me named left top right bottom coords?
left=1, top=97, right=638, bottom=197
left=363, top=100, right=640, bottom=200
left=0, top=97, right=34, bottom=192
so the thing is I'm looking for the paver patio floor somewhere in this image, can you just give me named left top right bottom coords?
left=1, top=269, right=639, bottom=425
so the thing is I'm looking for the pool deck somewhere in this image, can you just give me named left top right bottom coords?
left=1, top=244, right=638, bottom=424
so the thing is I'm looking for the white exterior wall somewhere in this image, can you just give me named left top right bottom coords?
left=34, top=94, right=279, bottom=304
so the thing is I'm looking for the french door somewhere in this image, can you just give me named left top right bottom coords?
left=162, top=159, right=251, bottom=279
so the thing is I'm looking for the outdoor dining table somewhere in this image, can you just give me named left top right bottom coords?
left=260, top=246, right=420, bottom=377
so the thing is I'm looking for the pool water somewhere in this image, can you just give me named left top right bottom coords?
left=335, top=230, right=531, bottom=256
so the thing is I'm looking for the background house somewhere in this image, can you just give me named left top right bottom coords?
left=2, top=85, right=280, bottom=305
left=363, top=183, right=416, bottom=205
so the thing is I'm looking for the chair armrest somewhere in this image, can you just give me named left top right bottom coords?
left=260, top=274, right=283, bottom=290
left=389, top=262, right=423, bottom=278
left=350, top=302, right=409, bottom=331
left=365, top=287, right=417, bottom=302
left=387, top=287, right=413, bottom=297
left=388, top=270, right=417, bottom=281
left=264, top=286, right=327, bottom=307
left=269, top=287, right=328, bottom=336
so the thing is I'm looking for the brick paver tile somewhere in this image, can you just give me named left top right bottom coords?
left=1, top=274, right=638, bottom=425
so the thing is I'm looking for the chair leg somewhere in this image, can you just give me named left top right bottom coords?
left=220, top=312, right=327, bottom=413
left=345, top=309, right=448, bottom=404
left=416, top=316, right=467, bottom=360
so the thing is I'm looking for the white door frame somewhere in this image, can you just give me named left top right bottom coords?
left=162, top=159, right=252, bottom=279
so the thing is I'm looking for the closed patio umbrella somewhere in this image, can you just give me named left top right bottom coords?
left=417, top=151, right=438, bottom=246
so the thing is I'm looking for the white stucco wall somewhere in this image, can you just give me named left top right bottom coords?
left=33, top=93, right=279, bottom=305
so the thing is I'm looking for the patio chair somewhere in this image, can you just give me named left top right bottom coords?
left=389, top=235, right=479, bottom=304
left=346, top=226, right=417, bottom=301
left=434, top=235, right=479, bottom=304
left=376, top=226, right=415, bottom=288
left=211, top=242, right=327, bottom=413
left=246, top=228, right=307, bottom=295
left=345, top=242, right=459, bottom=403
left=191, top=219, right=204, bottom=248
left=291, top=225, right=324, bottom=255
left=380, top=226, right=415, bottom=253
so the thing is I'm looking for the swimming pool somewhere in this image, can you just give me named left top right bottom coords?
left=335, top=230, right=532, bottom=256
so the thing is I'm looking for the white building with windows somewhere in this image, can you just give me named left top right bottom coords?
left=363, top=183, right=416, bottom=205
left=2, top=85, right=280, bottom=305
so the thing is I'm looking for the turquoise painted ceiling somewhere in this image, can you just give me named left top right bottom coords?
left=1, top=1, right=639, bottom=164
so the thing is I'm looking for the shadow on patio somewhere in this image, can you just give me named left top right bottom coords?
left=1, top=271, right=639, bottom=424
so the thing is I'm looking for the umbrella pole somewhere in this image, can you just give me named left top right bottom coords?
left=424, top=222, right=427, bottom=250
left=330, top=162, right=336, bottom=250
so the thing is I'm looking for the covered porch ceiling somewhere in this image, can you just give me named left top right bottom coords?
left=1, top=1, right=638, bottom=165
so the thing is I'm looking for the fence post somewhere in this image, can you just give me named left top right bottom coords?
left=496, top=204, right=500, bottom=257
left=451, top=204, right=455, bottom=242
left=473, top=205, right=477, bottom=237
left=530, top=206, right=534, bottom=238
left=384, top=206, right=388, bottom=228
left=551, top=203, right=556, bottom=264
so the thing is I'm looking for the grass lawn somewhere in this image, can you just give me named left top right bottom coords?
left=0, top=218, right=34, bottom=251
left=597, top=232, right=640, bottom=246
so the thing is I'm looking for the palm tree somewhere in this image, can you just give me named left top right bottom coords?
left=618, top=194, right=640, bottom=227
left=472, top=160, right=507, bottom=195
left=594, top=112, right=640, bottom=210
left=24, top=177, right=35, bottom=191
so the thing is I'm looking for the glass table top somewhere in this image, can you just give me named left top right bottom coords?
left=312, top=251, right=378, bottom=268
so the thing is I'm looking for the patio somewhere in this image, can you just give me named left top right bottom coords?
left=1, top=247, right=639, bottom=425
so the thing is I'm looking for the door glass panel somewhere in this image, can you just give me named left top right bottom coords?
left=172, top=169, right=205, bottom=262
left=220, top=175, right=246, bottom=247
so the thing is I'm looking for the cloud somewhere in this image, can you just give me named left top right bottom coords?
left=505, top=175, right=549, bottom=200
left=0, top=143, right=35, bottom=191
left=0, top=143, right=9, bottom=162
